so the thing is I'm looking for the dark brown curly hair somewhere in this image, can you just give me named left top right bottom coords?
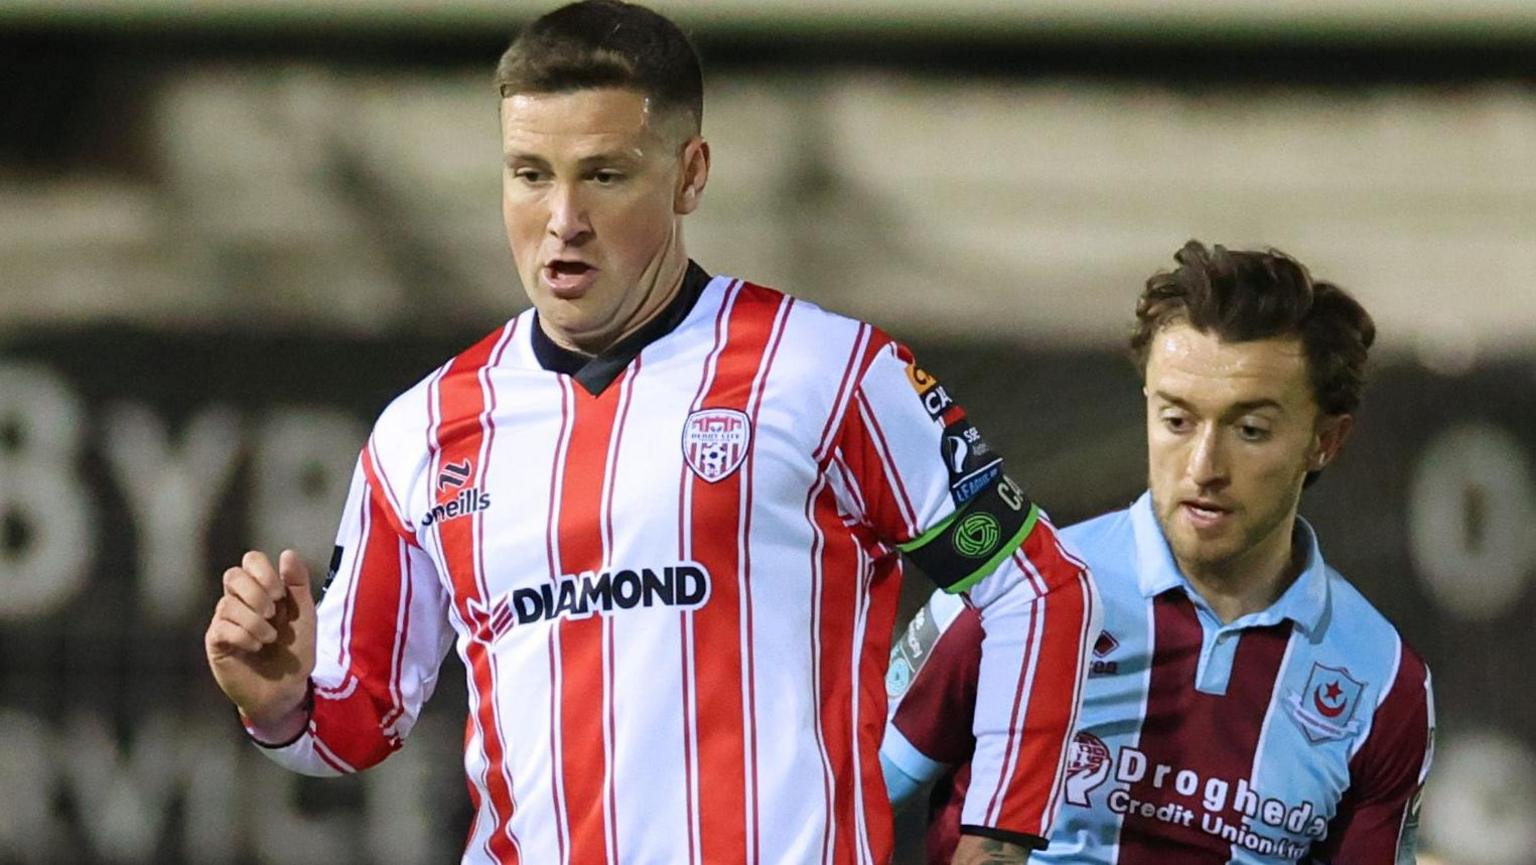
left=1130, top=240, right=1376, bottom=417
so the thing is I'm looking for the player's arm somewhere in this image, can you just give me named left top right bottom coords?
left=1309, top=647, right=1434, bottom=865
left=210, top=454, right=455, bottom=776
left=881, top=590, right=984, bottom=811
left=951, top=835, right=1032, bottom=863
left=835, top=339, right=1101, bottom=850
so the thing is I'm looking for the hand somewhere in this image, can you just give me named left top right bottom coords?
left=952, top=835, right=1031, bottom=864
left=204, top=550, right=318, bottom=738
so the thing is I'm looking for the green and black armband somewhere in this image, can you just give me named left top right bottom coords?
left=897, top=473, right=1040, bottom=594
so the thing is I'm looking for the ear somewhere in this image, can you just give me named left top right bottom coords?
left=674, top=136, right=710, bottom=215
left=1308, top=413, right=1354, bottom=472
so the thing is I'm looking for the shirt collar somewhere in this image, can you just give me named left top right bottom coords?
left=1128, top=491, right=1330, bottom=635
left=530, top=259, right=712, bottom=396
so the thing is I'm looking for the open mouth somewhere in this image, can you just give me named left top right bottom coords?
left=1181, top=500, right=1232, bottom=527
left=549, top=261, right=593, bottom=277
left=543, top=260, right=598, bottom=296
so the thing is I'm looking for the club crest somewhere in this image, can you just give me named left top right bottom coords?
left=1286, top=662, right=1366, bottom=744
left=682, top=408, right=751, bottom=483
left=1063, top=732, right=1113, bottom=806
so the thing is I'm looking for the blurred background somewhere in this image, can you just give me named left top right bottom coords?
left=1, top=1, right=1533, bottom=863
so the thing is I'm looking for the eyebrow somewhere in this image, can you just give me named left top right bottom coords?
left=1153, top=391, right=1284, bottom=415
left=503, top=150, right=643, bottom=169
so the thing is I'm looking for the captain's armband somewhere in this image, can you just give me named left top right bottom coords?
left=897, top=473, right=1039, bottom=594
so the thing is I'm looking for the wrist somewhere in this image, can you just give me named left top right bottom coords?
left=240, top=680, right=314, bottom=747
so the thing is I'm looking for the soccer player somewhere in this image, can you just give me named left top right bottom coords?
left=882, top=241, right=1435, bottom=864
left=202, top=2, right=1098, bottom=863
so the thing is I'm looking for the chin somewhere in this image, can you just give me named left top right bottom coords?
left=1167, top=529, right=1239, bottom=571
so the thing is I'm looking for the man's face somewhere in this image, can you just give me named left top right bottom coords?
left=1144, top=323, right=1349, bottom=579
left=500, top=87, right=705, bottom=352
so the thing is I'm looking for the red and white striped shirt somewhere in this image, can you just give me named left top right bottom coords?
left=253, top=272, right=1096, bottom=864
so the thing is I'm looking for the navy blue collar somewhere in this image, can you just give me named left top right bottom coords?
left=531, top=259, right=712, bottom=396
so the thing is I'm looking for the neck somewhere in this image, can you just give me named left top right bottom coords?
left=604, top=246, right=689, bottom=351
left=1178, top=518, right=1304, bottom=624
left=547, top=235, right=689, bottom=357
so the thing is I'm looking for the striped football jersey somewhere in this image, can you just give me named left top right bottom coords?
left=882, top=492, right=1435, bottom=865
left=248, top=273, right=1097, bottom=865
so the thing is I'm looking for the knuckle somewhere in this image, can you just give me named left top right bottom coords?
left=241, top=550, right=269, bottom=575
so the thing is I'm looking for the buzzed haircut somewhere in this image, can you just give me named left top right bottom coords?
left=495, top=0, right=704, bottom=133
left=1130, top=240, right=1377, bottom=417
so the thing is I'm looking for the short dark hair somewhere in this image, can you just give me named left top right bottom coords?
left=1130, top=240, right=1376, bottom=417
left=495, top=1, right=703, bottom=133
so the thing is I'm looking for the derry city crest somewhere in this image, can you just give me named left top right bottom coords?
left=682, top=408, right=751, bottom=483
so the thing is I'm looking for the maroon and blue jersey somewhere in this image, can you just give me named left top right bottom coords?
left=883, top=492, right=1433, bottom=864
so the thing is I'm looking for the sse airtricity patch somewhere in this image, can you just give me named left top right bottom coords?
left=942, top=419, right=1003, bottom=505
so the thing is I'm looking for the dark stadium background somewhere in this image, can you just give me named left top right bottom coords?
left=2, top=3, right=1534, bottom=863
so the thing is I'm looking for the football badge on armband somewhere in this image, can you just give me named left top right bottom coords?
left=682, top=408, right=751, bottom=483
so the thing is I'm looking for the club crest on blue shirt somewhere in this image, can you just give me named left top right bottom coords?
left=1286, top=662, right=1366, bottom=744
left=1063, top=731, right=1113, bottom=806
left=682, top=408, right=751, bottom=483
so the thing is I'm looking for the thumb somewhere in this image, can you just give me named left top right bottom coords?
left=279, top=549, right=316, bottom=612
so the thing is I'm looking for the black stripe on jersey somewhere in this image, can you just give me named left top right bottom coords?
left=957, top=824, right=1049, bottom=852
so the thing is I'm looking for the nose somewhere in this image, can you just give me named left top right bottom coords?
left=546, top=181, right=592, bottom=245
left=1187, top=424, right=1229, bottom=491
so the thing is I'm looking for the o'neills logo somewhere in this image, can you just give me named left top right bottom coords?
left=421, top=487, right=492, bottom=527
left=467, top=563, right=712, bottom=644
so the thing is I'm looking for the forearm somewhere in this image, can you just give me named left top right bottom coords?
left=952, top=834, right=1030, bottom=864
left=964, top=526, right=1099, bottom=839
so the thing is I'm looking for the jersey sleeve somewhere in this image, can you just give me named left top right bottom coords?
left=246, top=454, right=455, bottom=776
left=837, top=338, right=1101, bottom=847
left=881, top=590, right=983, bottom=809
left=1312, top=645, right=1435, bottom=865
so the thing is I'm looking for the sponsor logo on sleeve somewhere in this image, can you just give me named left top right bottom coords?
left=887, top=602, right=944, bottom=699
left=682, top=408, right=751, bottom=483
left=942, top=419, right=1003, bottom=505
left=885, top=656, right=914, bottom=697
left=1286, top=662, right=1366, bottom=743
left=906, top=360, right=966, bottom=425
left=324, top=545, right=344, bottom=592
left=905, top=361, right=939, bottom=396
